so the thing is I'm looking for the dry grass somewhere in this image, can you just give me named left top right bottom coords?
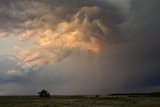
left=0, top=95, right=160, bottom=107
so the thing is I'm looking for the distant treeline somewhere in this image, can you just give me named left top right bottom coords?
left=109, top=92, right=160, bottom=97
left=50, top=95, right=98, bottom=99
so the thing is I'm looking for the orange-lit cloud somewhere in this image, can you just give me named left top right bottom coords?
left=0, top=0, right=127, bottom=68
left=15, top=6, right=108, bottom=68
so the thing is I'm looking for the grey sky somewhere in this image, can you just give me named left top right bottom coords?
left=0, top=0, right=160, bottom=95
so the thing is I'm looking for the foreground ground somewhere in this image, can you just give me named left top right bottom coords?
left=0, top=95, right=160, bottom=107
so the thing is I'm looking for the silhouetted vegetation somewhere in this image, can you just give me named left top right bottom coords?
left=38, top=89, right=50, bottom=98
left=109, top=92, right=160, bottom=97
left=95, top=95, right=99, bottom=98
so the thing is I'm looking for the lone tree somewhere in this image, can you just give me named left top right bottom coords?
left=38, top=89, right=50, bottom=98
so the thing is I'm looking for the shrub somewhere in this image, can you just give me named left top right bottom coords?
left=38, top=89, right=50, bottom=98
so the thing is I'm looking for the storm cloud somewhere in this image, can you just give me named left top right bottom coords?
left=0, top=0, right=160, bottom=95
left=0, top=0, right=128, bottom=68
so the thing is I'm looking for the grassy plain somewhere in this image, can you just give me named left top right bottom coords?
left=0, top=95, right=160, bottom=107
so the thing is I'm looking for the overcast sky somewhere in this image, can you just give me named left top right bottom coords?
left=0, top=0, right=160, bottom=95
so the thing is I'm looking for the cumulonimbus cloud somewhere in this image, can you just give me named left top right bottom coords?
left=0, top=0, right=126, bottom=68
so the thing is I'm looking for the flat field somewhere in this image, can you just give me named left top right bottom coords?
left=0, top=95, right=160, bottom=107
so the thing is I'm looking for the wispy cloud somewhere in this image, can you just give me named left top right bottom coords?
left=0, top=0, right=126, bottom=68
